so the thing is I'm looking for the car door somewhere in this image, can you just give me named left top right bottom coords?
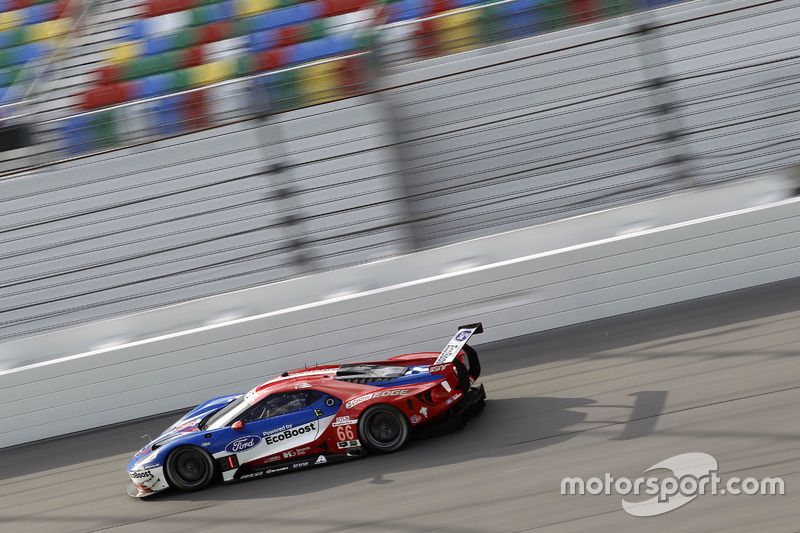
left=226, top=390, right=323, bottom=465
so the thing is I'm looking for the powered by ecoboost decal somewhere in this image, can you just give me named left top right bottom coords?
left=263, top=421, right=317, bottom=446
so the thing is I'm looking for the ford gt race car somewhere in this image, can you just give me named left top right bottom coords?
left=127, top=323, right=487, bottom=497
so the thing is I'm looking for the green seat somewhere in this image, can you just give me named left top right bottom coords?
left=305, top=19, right=327, bottom=42
left=173, top=68, right=191, bottom=92
left=93, top=110, right=117, bottom=149
left=600, top=0, right=636, bottom=17
left=273, top=69, right=301, bottom=112
left=235, top=55, right=255, bottom=77
left=174, top=27, right=199, bottom=50
left=539, top=0, right=569, bottom=32
left=233, top=17, right=251, bottom=38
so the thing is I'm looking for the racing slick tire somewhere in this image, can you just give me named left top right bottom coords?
left=358, top=405, right=410, bottom=453
left=164, top=446, right=217, bottom=492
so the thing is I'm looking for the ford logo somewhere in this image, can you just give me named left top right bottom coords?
left=225, top=435, right=261, bottom=453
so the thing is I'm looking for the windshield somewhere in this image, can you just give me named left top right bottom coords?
left=201, top=396, right=249, bottom=430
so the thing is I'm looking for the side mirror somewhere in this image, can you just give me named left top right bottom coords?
left=232, top=420, right=244, bottom=431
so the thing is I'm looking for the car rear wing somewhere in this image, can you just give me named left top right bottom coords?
left=433, top=323, right=483, bottom=365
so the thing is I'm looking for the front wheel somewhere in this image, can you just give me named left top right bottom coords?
left=164, top=446, right=216, bottom=492
left=358, top=405, right=410, bottom=453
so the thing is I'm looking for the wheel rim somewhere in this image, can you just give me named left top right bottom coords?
left=173, top=449, right=207, bottom=486
left=367, top=411, right=402, bottom=447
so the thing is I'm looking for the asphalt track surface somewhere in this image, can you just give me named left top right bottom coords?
left=3, top=278, right=800, bottom=532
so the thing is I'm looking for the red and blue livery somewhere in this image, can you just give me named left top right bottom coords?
left=127, top=323, right=487, bottom=497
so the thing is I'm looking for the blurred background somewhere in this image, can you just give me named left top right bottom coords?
left=0, top=0, right=798, bottom=353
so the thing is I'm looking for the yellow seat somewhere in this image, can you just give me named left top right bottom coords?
left=107, top=41, right=142, bottom=64
left=235, top=0, right=277, bottom=17
left=189, top=60, right=236, bottom=87
left=26, top=18, right=71, bottom=43
left=0, top=10, right=23, bottom=32
left=435, top=9, right=482, bottom=54
left=300, top=60, right=342, bottom=105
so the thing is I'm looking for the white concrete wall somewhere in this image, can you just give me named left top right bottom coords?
left=2, top=191, right=798, bottom=449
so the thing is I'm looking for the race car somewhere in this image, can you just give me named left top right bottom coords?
left=127, top=323, right=487, bottom=497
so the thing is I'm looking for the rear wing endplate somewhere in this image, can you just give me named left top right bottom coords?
left=433, top=323, right=483, bottom=365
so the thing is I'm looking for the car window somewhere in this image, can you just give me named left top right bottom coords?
left=241, top=390, right=322, bottom=422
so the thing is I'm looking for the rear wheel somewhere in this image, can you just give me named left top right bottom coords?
left=358, top=405, right=410, bottom=453
left=165, top=446, right=216, bottom=492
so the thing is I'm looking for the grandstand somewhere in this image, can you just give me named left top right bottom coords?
left=0, top=0, right=691, bottom=170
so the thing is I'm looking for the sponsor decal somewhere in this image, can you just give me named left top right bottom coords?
left=244, top=387, right=259, bottom=405
left=201, top=442, right=211, bottom=447
left=455, top=330, right=472, bottom=342
left=240, top=471, right=265, bottom=480
left=333, top=416, right=357, bottom=427
left=264, top=466, right=290, bottom=475
left=130, top=470, right=152, bottom=479
left=294, top=383, right=312, bottom=389
left=337, top=440, right=361, bottom=449
left=283, top=446, right=311, bottom=459
left=314, top=409, right=324, bottom=417
left=345, top=389, right=409, bottom=409
left=173, top=420, right=196, bottom=432
left=410, top=415, right=421, bottom=424
left=225, top=435, right=262, bottom=453
left=264, top=424, right=293, bottom=437
left=433, top=329, right=474, bottom=365
left=437, top=344, right=459, bottom=363
left=429, top=364, right=449, bottom=373
left=315, top=455, right=327, bottom=464
left=265, top=454, right=282, bottom=463
left=420, top=407, right=428, bottom=419
left=293, top=462, right=310, bottom=469
left=446, top=392, right=463, bottom=405
left=264, top=422, right=316, bottom=445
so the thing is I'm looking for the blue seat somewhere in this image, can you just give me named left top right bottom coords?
left=152, top=95, right=184, bottom=135
left=249, top=29, right=278, bottom=52
left=205, top=2, right=228, bottom=24
left=0, top=30, right=11, bottom=51
left=219, top=0, right=235, bottom=20
left=394, top=0, right=428, bottom=22
left=143, top=34, right=173, bottom=56
left=322, top=33, right=355, bottom=57
left=294, top=41, right=316, bottom=63
left=499, top=0, right=541, bottom=40
left=124, top=20, right=146, bottom=41
left=298, top=1, right=324, bottom=22
left=250, top=12, right=270, bottom=33
left=11, top=42, right=46, bottom=66
left=141, top=72, right=174, bottom=98
left=449, top=0, right=483, bottom=8
left=265, top=5, right=309, bottom=30
left=28, top=3, right=56, bottom=24
left=61, top=115, right=95, bottom=155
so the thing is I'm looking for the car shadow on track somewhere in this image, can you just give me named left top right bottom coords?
left=138, top=395, right=603, bottom=503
